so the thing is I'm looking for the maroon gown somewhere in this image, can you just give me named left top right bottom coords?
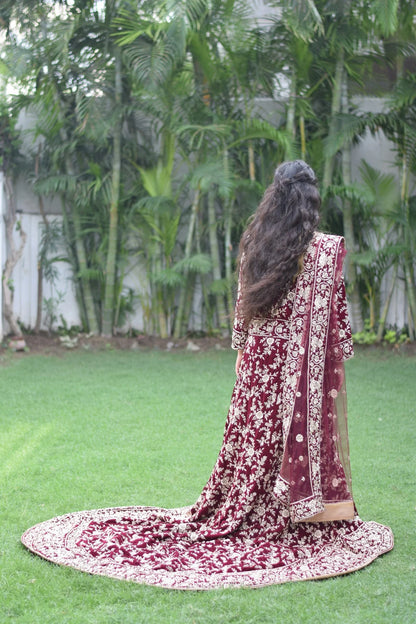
left=21, top=233, right=393, bottom=589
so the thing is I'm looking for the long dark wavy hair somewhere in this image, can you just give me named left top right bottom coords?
left=237, top=160, right=321, bottom=322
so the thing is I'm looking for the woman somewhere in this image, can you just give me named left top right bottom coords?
left=231, top=159, right=355, bottom=524
left=22, top=160, right=393, bottom=590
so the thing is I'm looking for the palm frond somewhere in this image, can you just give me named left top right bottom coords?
left=174, top=253, right=212, bottom=274
left=136, top=159, right=174, bottom=199
left=382, top=41, right=416, bottom=65
left=323, top=113, right=369, bottom=157
left=278, top=0, right=324, bottom=41
left=34, top=174, right=77, bottom=196
left=177, top=124, right=231, bottom=151
left=358, top=160, right=399, bottom=216
left=372, top=0, right=399, bottom=36
left=112, top=11, right=154, bottom=47
left=135, top=195, right=174, bottom=215
left=188, top=160, right=235, bottom=198
left=153, top=267, right=184, bottom=287
left=387, top=73, right=416, bottom=109
left=227, top=119, right=292, bottom=154
left=325, top=183, right=373, bottom=208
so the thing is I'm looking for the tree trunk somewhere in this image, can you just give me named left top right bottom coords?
left=341, top=78, right=364, bottom=333
left=34, top=179, right=50, bottom=333
left=72, top=207, right=99, bottom=333
left=299, top=115, right=306, bottom=160
left=182, top=272, right=196, bottom=334
left=223, top=151, right=234, bottom=325
left=207, top=190, right=228, bottom=335
left=173, top=186, right=200, bottom=338
left=341, top=197, right=364, bottom=333
left=285, top=70, right=297, bottom=160
left=2, top=176, right=27, bottom=336
left=400, top=154, right=416, bottom=332
left=50, top=80, right=99, bottom=334
left=376, top=262, right=398, bottom=342
left=157, top=292, right=169, bottom=338
left=322, top=48, right=344, bottom=190
left=248, top=141, right=255, bottom=182
left=404, top=255, right=416, bottom=330
left=407, top=301, right=415, bottom=341
left=224, top=197, right=233, bottom=326
left=195, top=207, right=211, bottom=333
left=102, top=48, right=123, bottom=336
left=35, top=262, right=43, bottom=334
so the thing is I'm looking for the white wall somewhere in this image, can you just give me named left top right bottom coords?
left=3, top=213, right=81, bottom=334
left=0, top=172, right=4, bottom=341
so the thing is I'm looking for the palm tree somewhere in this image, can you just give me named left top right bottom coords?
left=4, top=0, right=414, bottom=339
left=274, top=0, right=409, bottom=333
left=117, top=0, right=292, bottom=336
left=3, top=0, right=158, bottom=334
left=325, top=69, right=416, bottom=336
left=369, top=74, right=416, bottom=333
left=342, top=161, right=402, bottom=337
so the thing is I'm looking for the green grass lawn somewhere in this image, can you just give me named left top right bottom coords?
left=1, top=346, right=415, bottom=624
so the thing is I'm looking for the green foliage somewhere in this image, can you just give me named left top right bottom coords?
left=209, top=277, right=230, bottom=296
left=379, top=327, right=409, bottom=345
left=2, top=0, right=416, bottom=339
left=352, top=327, right=378, bottom=345
left=42, top=291, right=65, bottom=333
left=279, top=0, right=324, bottom=41
left=38, top=220, right=65, bottom=283
left=57, top=316, right=82, bottom=337
left=153, top=267, right=184, bottom=288
left=115, top=287, right=137, bottom=329
left=0, top=105, right=21, bottom=173
left=174, top=253, right=212, bottom=275
left=372, top=0, right=399, bottom=35
left=352, top=320, right=409, bottom=346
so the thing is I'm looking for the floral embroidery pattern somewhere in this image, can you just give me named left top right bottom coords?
left=22, top=507, right=393, bottom=590
left=21, top=233, right=393, bottom=590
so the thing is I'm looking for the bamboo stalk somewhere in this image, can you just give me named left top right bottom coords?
left=207, top=190, right=228, bottom=335
left=285, top=70, right=297, bottom=161
left=49, top=78, right=99, bottom=334
left=376, top=262, right=398, bottom=342
left=223, top=150, right=233, bottom=330
left=341, top=74, right=364, bottom=332
left=299, top=115, right=306, bottom=160
left=173, top=186, right=200, bottom=338
left=400, top=152, right=416, bottom=332
left=248, top=141, right=255, bottom=182
left=224, top=198, right=233, bottom=330
left=322, top=48, right=344, bottom=190
left=102, top=47, right=123, bottom=336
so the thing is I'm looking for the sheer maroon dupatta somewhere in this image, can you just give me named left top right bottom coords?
left=274, top=233, right=355, bottom=523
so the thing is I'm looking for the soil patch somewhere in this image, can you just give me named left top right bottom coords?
left=2, top=333, right=416, bottom=359
left=1, top=332, right=233, bottom=358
